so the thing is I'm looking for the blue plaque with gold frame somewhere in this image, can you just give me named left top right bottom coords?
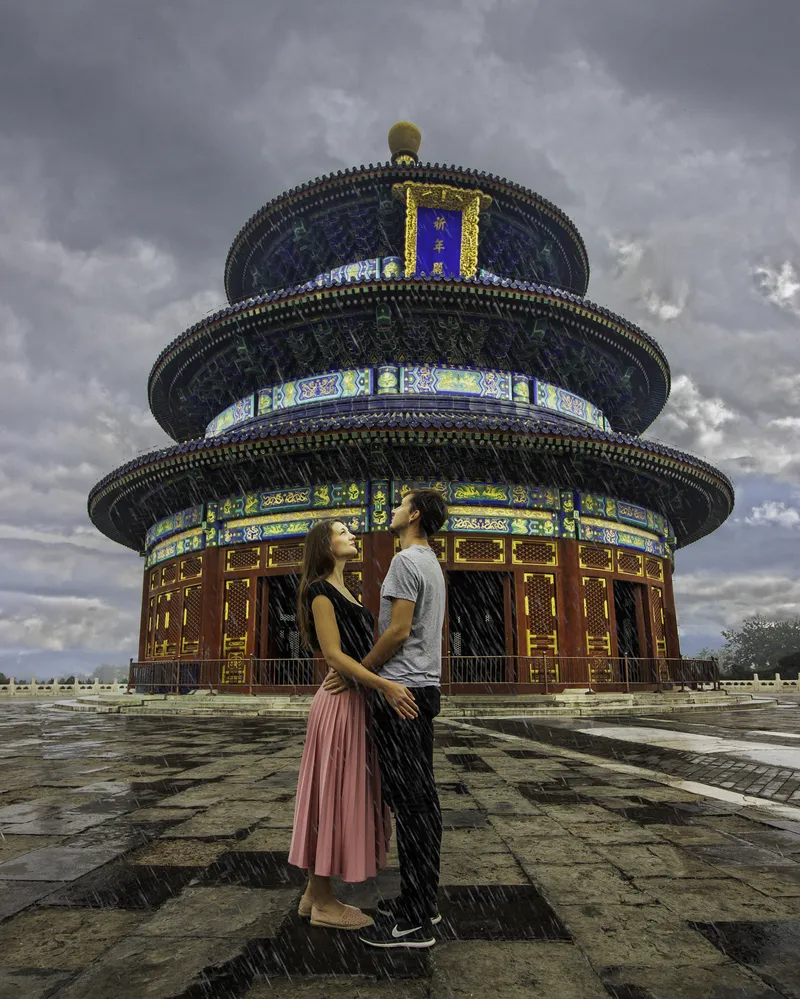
left=392, top=182, right=491, bottom=279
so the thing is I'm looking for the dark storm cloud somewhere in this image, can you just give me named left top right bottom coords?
left=0, top=0, right=797, bottom=674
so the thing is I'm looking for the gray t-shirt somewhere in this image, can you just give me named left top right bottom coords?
left=378, top=545, right=445, bottom=687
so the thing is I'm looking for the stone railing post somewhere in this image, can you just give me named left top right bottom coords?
left=753, top=673, right=760, bottom=691
left=775, top=672, right=782, bottom=691
left=9, top=677, right=15, bottom=696
left=92, top=678, right=101, bottom=693
left=30, top=678, right=38, bottom=695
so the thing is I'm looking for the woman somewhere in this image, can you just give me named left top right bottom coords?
left=288, top=518, right=418, bottom=930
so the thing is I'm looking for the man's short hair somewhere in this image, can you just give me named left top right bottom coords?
left=407, top=488, right=448, bottom=537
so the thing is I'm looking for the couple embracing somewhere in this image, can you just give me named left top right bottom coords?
left=288, top=487, right=447, bottom=949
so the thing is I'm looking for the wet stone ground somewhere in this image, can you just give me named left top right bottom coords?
left=1, top=703, right=800, bottom=998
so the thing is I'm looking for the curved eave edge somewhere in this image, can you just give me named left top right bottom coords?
left=88, top=424, right=733, bottom=550
left=148, top=276, right=670, bottom=405
left=223, top=161, right=590, bottom=299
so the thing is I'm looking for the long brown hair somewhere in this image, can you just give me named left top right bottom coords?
left=296, top=519, right=338, bottom=650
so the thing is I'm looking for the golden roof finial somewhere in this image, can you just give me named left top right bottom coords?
left=388, top=121, right=421, bottom=165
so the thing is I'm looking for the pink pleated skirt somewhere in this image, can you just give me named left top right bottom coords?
left=288, top=684, right=392, bottom=883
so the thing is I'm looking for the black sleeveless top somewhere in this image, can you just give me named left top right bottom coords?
left=307, top=579, right=374, bottom=661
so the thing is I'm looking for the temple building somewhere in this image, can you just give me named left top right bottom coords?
left=88, top=122, right=733, bottom=692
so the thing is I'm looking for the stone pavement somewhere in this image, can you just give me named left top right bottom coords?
left=1, top=702, right=800, bottom=998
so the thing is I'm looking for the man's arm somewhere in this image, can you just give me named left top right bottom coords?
left=361, top=597, right=415, bottom=672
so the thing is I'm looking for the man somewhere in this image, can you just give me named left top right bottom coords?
left=324, top=486, right=448, bottom=949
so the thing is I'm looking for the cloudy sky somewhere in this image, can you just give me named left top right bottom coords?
left=1, top=0, right=798, bottom=678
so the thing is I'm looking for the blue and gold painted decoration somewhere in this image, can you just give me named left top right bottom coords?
left=447, top=506, right=559, bottom=537
left=205, top=365, right=612, bottom=438
left=145, top=528, right=205, bottom=569
left=579, top=517, right=665, bottom=557
left=395, top=480, right=561, bottom=511
left=220, top=508, right=366, bottom=546
left=295, top=256, right=403, bottom=293
left=512, top=374, right=530, bottom=404
left=392, top=182, right=492, bottom=279
left=376, top=365, right=400, bottom=395
left=208, top=482, right=367, bottom=522
left=400, top=364, right=512, bottom=400
left=370, top=480, right=391, bottom=531
left=380, top=256, right=403, bottom=279
left=559, top=489, right=577, bottom=539
left=145, top=482, right=671, bottom=560
left=204, top=395, right=255, bottom=438
left=145, top=505, right=203, bottom=550
left=533, top=380, right=607, bottom=432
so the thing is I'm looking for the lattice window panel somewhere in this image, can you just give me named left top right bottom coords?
left=650, top=586, right=667, bottom=657
left=523, top=573, right=558, bottom=665
left=616, top=551, right=643, bottom=577
left=181, top=556, right=203, bottom=579
left=180, top=584, right=202, bottom=655
left=454, top=538, right=506, bottom=564
left=145, top=596, right=156, bottom=658
left=226, top=547, right=261, bottom=571
left=161, top=563, right=178, bottom=585
left=579, top=545, right=612, bottom=571
left=645, top=557, right=663, bottom=581
left=154, top=589, right=180, bottom=657
left=150, top=570, right=160, bottom=591
left=582, top=576, right=611, bottom=656
left=394, top=537, right=446, bottom=561
left=512, top=541, right=557, bottom=566
left=223, top=577, right=251, bottom=658
left=268, top=542, right=304, bottom=567
left=344, top=571, right=363, bottom=600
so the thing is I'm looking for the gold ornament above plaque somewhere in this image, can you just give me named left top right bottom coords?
left=392, top=181, right=492, bottom=279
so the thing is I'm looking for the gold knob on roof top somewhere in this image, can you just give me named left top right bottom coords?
left=388, top=121, right=421, bottom=164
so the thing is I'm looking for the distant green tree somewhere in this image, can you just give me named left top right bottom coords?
left=91, top=664, right=128, bottom=683
left=720, top=615, right=800, bottom=679
left=0, top=672, right=9, bottom=685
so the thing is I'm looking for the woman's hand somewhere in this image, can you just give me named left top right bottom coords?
left=323, top=668, right=353, bottom=695
left=381, top=680, right=418, bottom=720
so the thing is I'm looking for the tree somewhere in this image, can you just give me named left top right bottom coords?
left=720, top=615, right=800, bottom=679
left=91, top=664, right=128, bottom=684
left=0, top=672, right=9, bottom=685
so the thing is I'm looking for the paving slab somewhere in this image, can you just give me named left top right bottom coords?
left=137, top=885, right=295, bottom=938
left=635, top=876, right=794, bottom=920
left=594, top=842, right=722, bottom=878
left=0, top=881, right=67, bottom=921
left=692, top=920, right=800, bottom=999
left=49, top=935, right=246, bottom=999
left=557, top=902, right=729, bottom=967
left=129, top=838, right=228, bottom=866
left=0, top=908, right=143, bottom=969
left=525, top=861, right=648, bottom=904
left=0, top=844, right=126, bottom=881
left=0, top=969, right=75, bottom=999
left=0, top=835, right=61, bottom=863
left=601, top=961, right=784, bottom=998
left=431, top=940, right=610, bottom=998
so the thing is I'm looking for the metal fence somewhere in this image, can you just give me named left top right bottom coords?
left=129, top=655, right=718, bottom=694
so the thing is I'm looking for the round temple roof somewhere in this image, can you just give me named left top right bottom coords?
left=148, top=276, right=670, bottom=442
left=223, top=162, right=590, bottom=302
left=88, top=408, right=733, bottom=553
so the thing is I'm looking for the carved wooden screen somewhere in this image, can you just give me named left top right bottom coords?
left=650, top=586, right=667, bottom=657
left=154, top=588, right=181, bottom=658
left=522, top=573, right=558, bottom=682
left=582, top=575, right=613, bottom=682
left=222, top=577, right=251, bottom=683
left=180, top=584, right=202, bottom=656
left=145, top=596, right=156, bottom=658
left=344, top=571, right=363, bottom=600
left=582, top=576, right=612, bottom=655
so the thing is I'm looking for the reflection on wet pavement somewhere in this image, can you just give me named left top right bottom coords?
left=0, top=701, right=799, bottom=997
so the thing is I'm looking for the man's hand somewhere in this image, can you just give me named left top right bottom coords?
left=323, top=668, right=353, bottom=695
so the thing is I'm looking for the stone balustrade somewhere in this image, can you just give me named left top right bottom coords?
left=719, top=674, right=799, bottom=693
left=0, top=678, right=129, bottom=697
